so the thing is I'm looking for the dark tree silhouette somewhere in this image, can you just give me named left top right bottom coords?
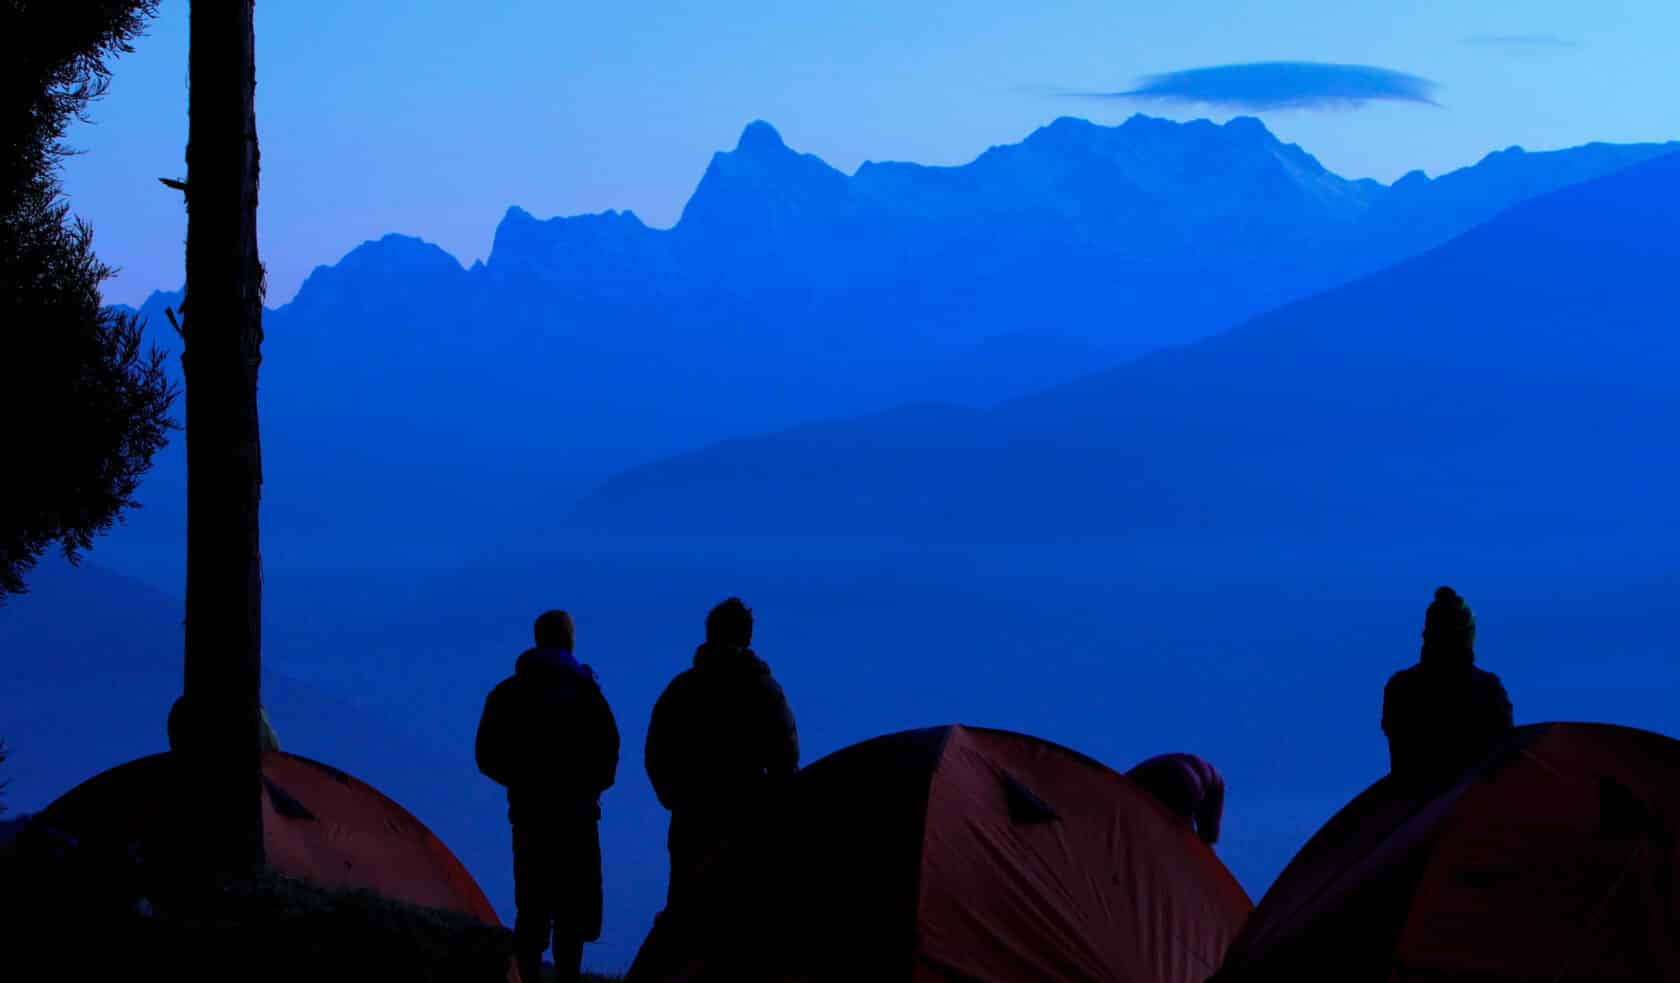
left=175, top=0, right=266, bottom=876
left=0, top=740, right=9, bottom=816
left=0, top=0, right=176, bottom=601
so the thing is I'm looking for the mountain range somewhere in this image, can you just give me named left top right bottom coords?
left=574, top=146, right=1680, bottom=570
left=98, top=114, right=1679, bottom=580
left=258, top=113, right=1679, bottom=415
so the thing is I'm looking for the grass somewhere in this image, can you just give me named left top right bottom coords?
left=3, top=856, right=517, bottom=982
left=0, top=824, right=637, bottom=982
left=156, top=868, right=517, bottom=981
left=0, top=820, right=639, bottom=983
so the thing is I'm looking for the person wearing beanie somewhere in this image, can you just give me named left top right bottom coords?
left=1381, top=586, right=1514, bottom=786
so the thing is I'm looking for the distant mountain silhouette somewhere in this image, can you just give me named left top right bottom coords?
left=97, top=118, right=1678, bottom=575
left=131, top=116, right=1679, bottom=419
left=574, top=149, right=1680, bottom=560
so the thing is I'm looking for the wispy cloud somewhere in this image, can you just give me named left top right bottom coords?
left=1466, top=34, right=1581, bottom=51
left=1066, top=61, right=1440, bottom=112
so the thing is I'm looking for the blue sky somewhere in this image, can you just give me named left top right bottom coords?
left=61, top=0, right=1680, bottom=306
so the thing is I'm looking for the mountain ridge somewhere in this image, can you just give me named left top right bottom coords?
left=190, top=115, right=1673, bottom=326
left=91, top=118, right=1680, bottom=587
left=570, top=147, right=1680, bottom=568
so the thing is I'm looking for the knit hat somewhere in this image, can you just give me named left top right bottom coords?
left=1421, top=586, right=1476, bottom=656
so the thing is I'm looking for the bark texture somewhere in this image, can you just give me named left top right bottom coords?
left=180, top=0, right=265, bottom=874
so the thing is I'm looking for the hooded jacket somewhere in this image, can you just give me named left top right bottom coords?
left=476, top=647, right=620, bottom=821
left=1382, top=650, right=1513, bottom=784
left=644, top=642, right=799, bottom=815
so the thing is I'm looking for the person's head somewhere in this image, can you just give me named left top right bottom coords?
left=533, top=609, right=575, bottom=651
left=705, top=597, right=753, bottom=648
left=1421, top=586, right=1475, bottom=661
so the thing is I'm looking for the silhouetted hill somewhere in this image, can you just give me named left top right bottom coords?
left=574, top=150, right=1680, bottom=563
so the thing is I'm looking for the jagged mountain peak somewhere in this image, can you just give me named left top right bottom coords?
left=674, top=120, right=850, bottom=236
left=489, top=205, right=649, bottom=258
left=483, top=205, right=666, bottom=281
left=1008, top=112, right=1328, bottom=174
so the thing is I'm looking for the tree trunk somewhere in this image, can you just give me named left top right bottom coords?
left=179, top=0, right=264, bottom=876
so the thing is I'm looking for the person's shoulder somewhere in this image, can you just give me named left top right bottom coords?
left=486, top=672, right=521, bottom=701
left=574, top=663, right=614, bottom=702
left=755, top=665, right=789, bottom=700
left=737, top=648, right=777, bottom=680
left=1384, top=664, right=1421, bottom=691
left=652, top=666, right=700, bottom=706
left=1469, top=663, right=1510, bottom=691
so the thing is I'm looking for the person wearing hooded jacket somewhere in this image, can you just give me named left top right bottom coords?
left=644, top=597, right=799, bottom=915
left=477, top=610, right=619, bottom=983
left=1382, top=586, right=1514, bottom=787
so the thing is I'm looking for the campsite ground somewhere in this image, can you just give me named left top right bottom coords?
left=5, top=860, right=511, bottom=974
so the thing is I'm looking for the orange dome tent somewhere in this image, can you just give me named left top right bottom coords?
left=33, top=750, right=500, bottom=925
left=629, top=725, right=1252, bottom=983
left=1211, top=722, right=1680, bottom=982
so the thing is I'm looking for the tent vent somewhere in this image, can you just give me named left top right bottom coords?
left=1598, top=775, right=1668, bottom=841
left=264, top=777, right=316, bottom=821
left=297, top=756, right=353, bottom=786
left=1001, top=770, right=1059, bottom=824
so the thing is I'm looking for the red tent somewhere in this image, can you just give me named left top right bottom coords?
left=629, top=724, right=1252, bottom=983
left=1211, top=722, right=1680, bottom=982
left=34, top=750, right=500, bottom=925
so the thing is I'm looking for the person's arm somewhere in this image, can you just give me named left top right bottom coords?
left=475, top=685, right=515, bottom=788
left=167, top=696, right=187, bottom=752
left=762, top=677, right=799, bottom=777
left=1380, top=673, right=1406, bottom=773
left=1490, top=674, right=1515, bottom=730
left=594, top=685, right=621, bottom=796
left=644, top=683, right=680, bottom=810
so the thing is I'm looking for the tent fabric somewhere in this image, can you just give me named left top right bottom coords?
left=1211, top=722, right=1680, bottom=983
left=629, top=724, right=1252, bottom=983
left=33, top=750, right=500, bottom=926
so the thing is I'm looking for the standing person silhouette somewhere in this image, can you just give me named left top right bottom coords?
left=644, top=597, right=799, bottom=920
left=1381, top=586, right=1514, bottom=787
left=476, top=610, right=619, bottom=983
